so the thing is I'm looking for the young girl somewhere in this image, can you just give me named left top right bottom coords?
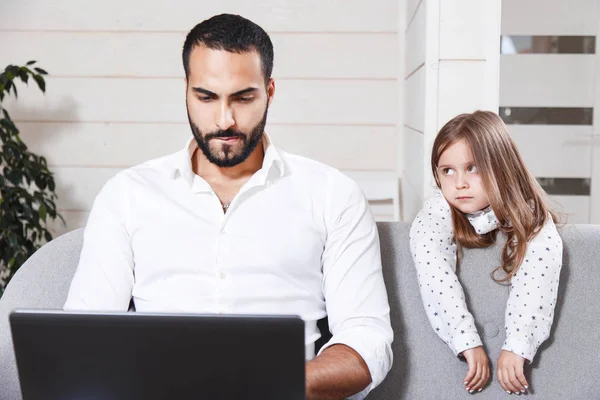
left=410, top=111, right=563, bottom=395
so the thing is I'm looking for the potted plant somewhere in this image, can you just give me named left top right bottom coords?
left=0, top=61, right=63, bottom=296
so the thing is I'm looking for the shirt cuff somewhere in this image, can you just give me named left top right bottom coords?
left=452, top=332, right=483, bottom=357
left=317, top=328, right=392, bottom=398
left=503, top=337, right=536, bottom=362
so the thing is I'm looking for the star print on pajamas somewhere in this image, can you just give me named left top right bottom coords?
left=409, top=189, right=563, bottom=361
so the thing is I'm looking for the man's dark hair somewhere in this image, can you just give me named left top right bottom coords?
left=182, top=14, right=274, bottom=84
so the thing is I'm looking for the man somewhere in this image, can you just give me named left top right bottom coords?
left=64, top=14, right=393, bottom=399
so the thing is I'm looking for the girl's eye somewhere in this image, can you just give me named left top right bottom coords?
left=443, top=168, right=455, bottom=176
left=467, top=165, right=478, bottom=173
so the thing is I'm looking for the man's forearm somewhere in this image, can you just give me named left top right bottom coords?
left=305, top=344, right=371, bottom=400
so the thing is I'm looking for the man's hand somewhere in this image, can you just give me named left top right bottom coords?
left=305, top=344, right=371, bottom=400
left=461, top=346, right=490, bottom=393
left=497, top=350, right=528, bottom=395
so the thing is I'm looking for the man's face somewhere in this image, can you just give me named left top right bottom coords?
left=185, top=45, right=274, bottom=168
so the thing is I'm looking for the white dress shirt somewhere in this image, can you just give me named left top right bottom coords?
left=409, top=189, right=562, bottom=361
left=64, top=135, right=393, bottom=397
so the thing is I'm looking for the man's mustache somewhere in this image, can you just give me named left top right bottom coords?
left=205, top=130, right=246, bottom=140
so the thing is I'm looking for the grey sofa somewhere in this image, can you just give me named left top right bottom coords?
left=1, top=223, right=599, bottom=399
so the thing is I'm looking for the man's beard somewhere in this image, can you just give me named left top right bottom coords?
left=187, top=106, right=268, bottom=168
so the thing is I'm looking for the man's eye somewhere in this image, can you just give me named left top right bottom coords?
left=238, top=97, right=253, bottom=102
left=198, top=96, right=212, bottom=102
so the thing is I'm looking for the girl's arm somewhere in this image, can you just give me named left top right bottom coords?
left=409, top=189, right=483, bottom=356
left=502, top=217, right=563, bottom=362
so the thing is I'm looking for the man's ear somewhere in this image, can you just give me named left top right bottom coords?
left=266, top=78, right=275, bottom=107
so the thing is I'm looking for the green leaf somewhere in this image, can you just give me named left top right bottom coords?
left=7, top=234, right=18, bottom=248
left=6, top=170, right=23, bottom=185
left=35, top=176, right=47, bottom=190
left=22, top=204, right=33, bottom=220
left=3, top=108, right=13, bottom=120
left=1, top=118, right=18, bottom=134
left=38, top=203, right=47, bottom=221
left=11, top=82, right=18, bottom=99
left=33, top=75, right=46, bottom=92
left=18, top=68, right=29, bottom=84
left=0, top=63, right=58, bottom=291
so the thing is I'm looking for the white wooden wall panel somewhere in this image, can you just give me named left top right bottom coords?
left=500, top=55, right=596, bottom=107
left=590, top=13, right=600, bottom=224
left=402, top=0, right=426, bottom=221
left=268, top=126, right=398, bottom=171
left=406, top=0, right=423, bottom=26
left=437, top=61, right=488, bottom=127
left=501, top=0, right=598, bottom=224
left=592, top=134, right=600, bottom=223
left=0, top=32, right=398, bottom=79
left=3, top=0, right=398, bottom=32
left=509, top=126, right=593, bottom=178
left=401, top=126, right=424, bottom=221
left=404, top=66, right=425, bottom=133
left=502, top=0, right=598, bottom=36
left=405, top=1, right=426, bottom=76
left=550, top=195, right=591, bottom=224
left=439, top=0, right=487, bottom=59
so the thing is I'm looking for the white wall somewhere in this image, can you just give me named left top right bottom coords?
left=593, top=17, right=600, bottom=224
left=500, top=0, right=600, bottom=224
left=1, top=0, right=401, bottom=235
left=402, top=0, right=501, bottom=221
left=402, top=0, right=428, bottom=220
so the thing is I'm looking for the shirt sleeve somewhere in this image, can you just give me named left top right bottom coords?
left=409, top=189, right=483, bottom=356
left=502, top=216, right=563, bottom=362
left=317, top=172, right=394, bottom=399
left=63, top=173, right=134, bottom=311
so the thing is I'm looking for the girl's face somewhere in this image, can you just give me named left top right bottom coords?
left=437, top=139, right=490, bottom=214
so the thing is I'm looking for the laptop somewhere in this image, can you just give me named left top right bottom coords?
left=9, top=310, right=305, bottom=400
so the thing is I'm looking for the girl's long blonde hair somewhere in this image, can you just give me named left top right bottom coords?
left=431, top=111, right=559, bottom=283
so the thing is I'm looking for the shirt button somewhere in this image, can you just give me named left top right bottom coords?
left=483, top=322, right=500, bottom=338
left=219, top=272, right=227, bottom=280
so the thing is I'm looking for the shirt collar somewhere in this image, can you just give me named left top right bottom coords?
left=170, top=133, right=285, bottom=185
left=466, top=206, right=499, bottom=234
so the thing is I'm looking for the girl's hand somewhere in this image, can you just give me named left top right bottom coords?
left=461, top=346, right=490, bottom=393
left=497, top=350, right=529, bottom=394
